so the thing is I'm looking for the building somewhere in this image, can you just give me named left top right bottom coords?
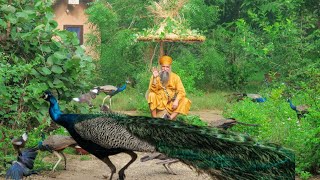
left=53, top=0, right=93, bottom=45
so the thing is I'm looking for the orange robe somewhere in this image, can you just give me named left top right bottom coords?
left=147, top=72, right=191, bottom=115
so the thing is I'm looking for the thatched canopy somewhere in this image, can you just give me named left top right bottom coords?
left=136, top=0, right=205, bottom=43
left=137, top=33, right=205, bottom=42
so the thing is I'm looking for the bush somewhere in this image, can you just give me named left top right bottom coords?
left=224, top=84, right=320, bottom=176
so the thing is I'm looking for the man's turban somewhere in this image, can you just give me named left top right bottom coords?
left=159, top=55, right=172, bottom=65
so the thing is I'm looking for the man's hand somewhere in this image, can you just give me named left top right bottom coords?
left=172, top=99, right=179, bottom=110
left=152, top=67, right=159, bottom=78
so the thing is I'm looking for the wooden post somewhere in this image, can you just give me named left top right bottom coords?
left=159, top=41, right=164, bottom=65
left=6, top=0, right=12, bottom=39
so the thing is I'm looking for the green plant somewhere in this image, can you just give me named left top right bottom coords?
left=224, top=85, right=320, bottom=177
left=297, top=171, right=312, bottom=180
left=80, top=155, right=91, bottom=161
left=177, top=115, right=207, bottom=127
left=0, top=0, right=95, bottom=130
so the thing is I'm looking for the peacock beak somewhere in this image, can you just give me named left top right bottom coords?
left=41, top=93, right=48, bottom=100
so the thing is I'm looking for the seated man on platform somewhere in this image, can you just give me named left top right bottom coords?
left=147, top=55, right=191, bottom=120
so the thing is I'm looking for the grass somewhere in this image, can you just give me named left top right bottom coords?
left=93, top=87, right=147, bottom=112
left=79, top=155, right=91, bottom=161
left=91, top=88, right=230, bottom=113
left=189, top=91, right=229, bottom=111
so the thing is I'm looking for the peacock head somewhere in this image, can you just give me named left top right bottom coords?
left=90, top=88, right=99, bottom=94
left=41, top=90, right=53, bottom=101
left=92, top=87, right=101, bottom=94
left=22, top=132, right=28, bottom=141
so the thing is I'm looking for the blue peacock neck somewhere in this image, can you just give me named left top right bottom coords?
left=118, top=84, right=126, bottom=91
left=288, top=100, right=297, bottom=111
left=48, top=96, right=63, bottom=123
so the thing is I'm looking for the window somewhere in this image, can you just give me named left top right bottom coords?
left=64, top=25, right=83, bottom=45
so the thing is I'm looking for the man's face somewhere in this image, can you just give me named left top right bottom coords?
left=161, top=65, right=171, bottom=73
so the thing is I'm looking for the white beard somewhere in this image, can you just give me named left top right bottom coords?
left=160, top=71, right=170, bottom=86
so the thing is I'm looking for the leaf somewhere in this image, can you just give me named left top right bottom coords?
left=16, top=12, right=28, bottom=20
left=0, top=19, right=7, bottom=28
left=46, top=55, right=54, bottom=66
left=48, top=81, right=54, bottom=88
left=41, top=67, right=51, bottom=75
left=0, top=5, right=16, bottom=14
left=51, top=65, right=63, bottom=74
left=7, top=15, right=17, bottom=24
left=34, top=24, right=45, bottom=31
left=40, top=45, right=52, bottom=53
left=53, top=51, right=66, bottom=60
left=53, top=78, right=64, bottom=88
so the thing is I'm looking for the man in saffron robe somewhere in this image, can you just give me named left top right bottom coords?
left=147, top=55, right=191, bottom=120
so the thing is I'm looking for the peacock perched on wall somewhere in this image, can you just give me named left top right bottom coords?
left=42, top=90, right=295, bottom=180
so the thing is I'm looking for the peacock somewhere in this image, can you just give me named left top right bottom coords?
left=93, top=80, right=130, bottom=109
left=232, top=93, right=267, bottom=103
left=287, top=99, right=309, bottom=120
left=11, top=132, right=28, bottom=155
left=243, top=93, right=267, bottom=103
left=42, top=90, right=295, bottom=180
left=37, top=134, right=77, bottom=172
left=5, top=147, right=38, bottom=180
left=72, top=89, right=99, bottom=107
left=210, top=118, right=259, bottom=130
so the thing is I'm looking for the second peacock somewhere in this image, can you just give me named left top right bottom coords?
left=42, top=90, right=295, bottom=180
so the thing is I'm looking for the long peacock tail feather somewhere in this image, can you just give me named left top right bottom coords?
left=106, top=113, right=295, bottom=179
left=42, top=90, right=294, bottom=179
left=5, top=162, right=25, bottom=180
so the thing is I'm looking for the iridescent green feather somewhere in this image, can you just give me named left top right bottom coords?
left=103, top=113, right=294, bottom=180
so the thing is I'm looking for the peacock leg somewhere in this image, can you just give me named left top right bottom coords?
left=59, top=151, right=67, bottom=170
left=52, top=151, right=62, bottom=172
left=101, top=156, right=116, bottom=180
left=167, top=163, right=177, bottom=175
left=102, top=95, right=110, bottom=107
left=109, top=98, right=112, bottom=108
left=118, top=151, right=137, bottom=180
left=162, top=164, right=172, bottom=174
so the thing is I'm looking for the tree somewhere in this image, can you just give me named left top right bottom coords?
left=0, top=0, right=95, bottom=129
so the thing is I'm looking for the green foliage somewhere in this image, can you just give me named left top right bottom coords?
left=86, top=0, right=151, bottom=85
left=182, top=0, right=220, bottom=31
left=0, top=0, right=319, bottom=178
left=0, top=0, right=95, bottom=129
left=176, top=115, right=208, bottom=127
left=224, top=84, right=320, bottom=176
left=298, top=171, right=312, bottom=180
left=172, top=49, right=204, bottom=93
